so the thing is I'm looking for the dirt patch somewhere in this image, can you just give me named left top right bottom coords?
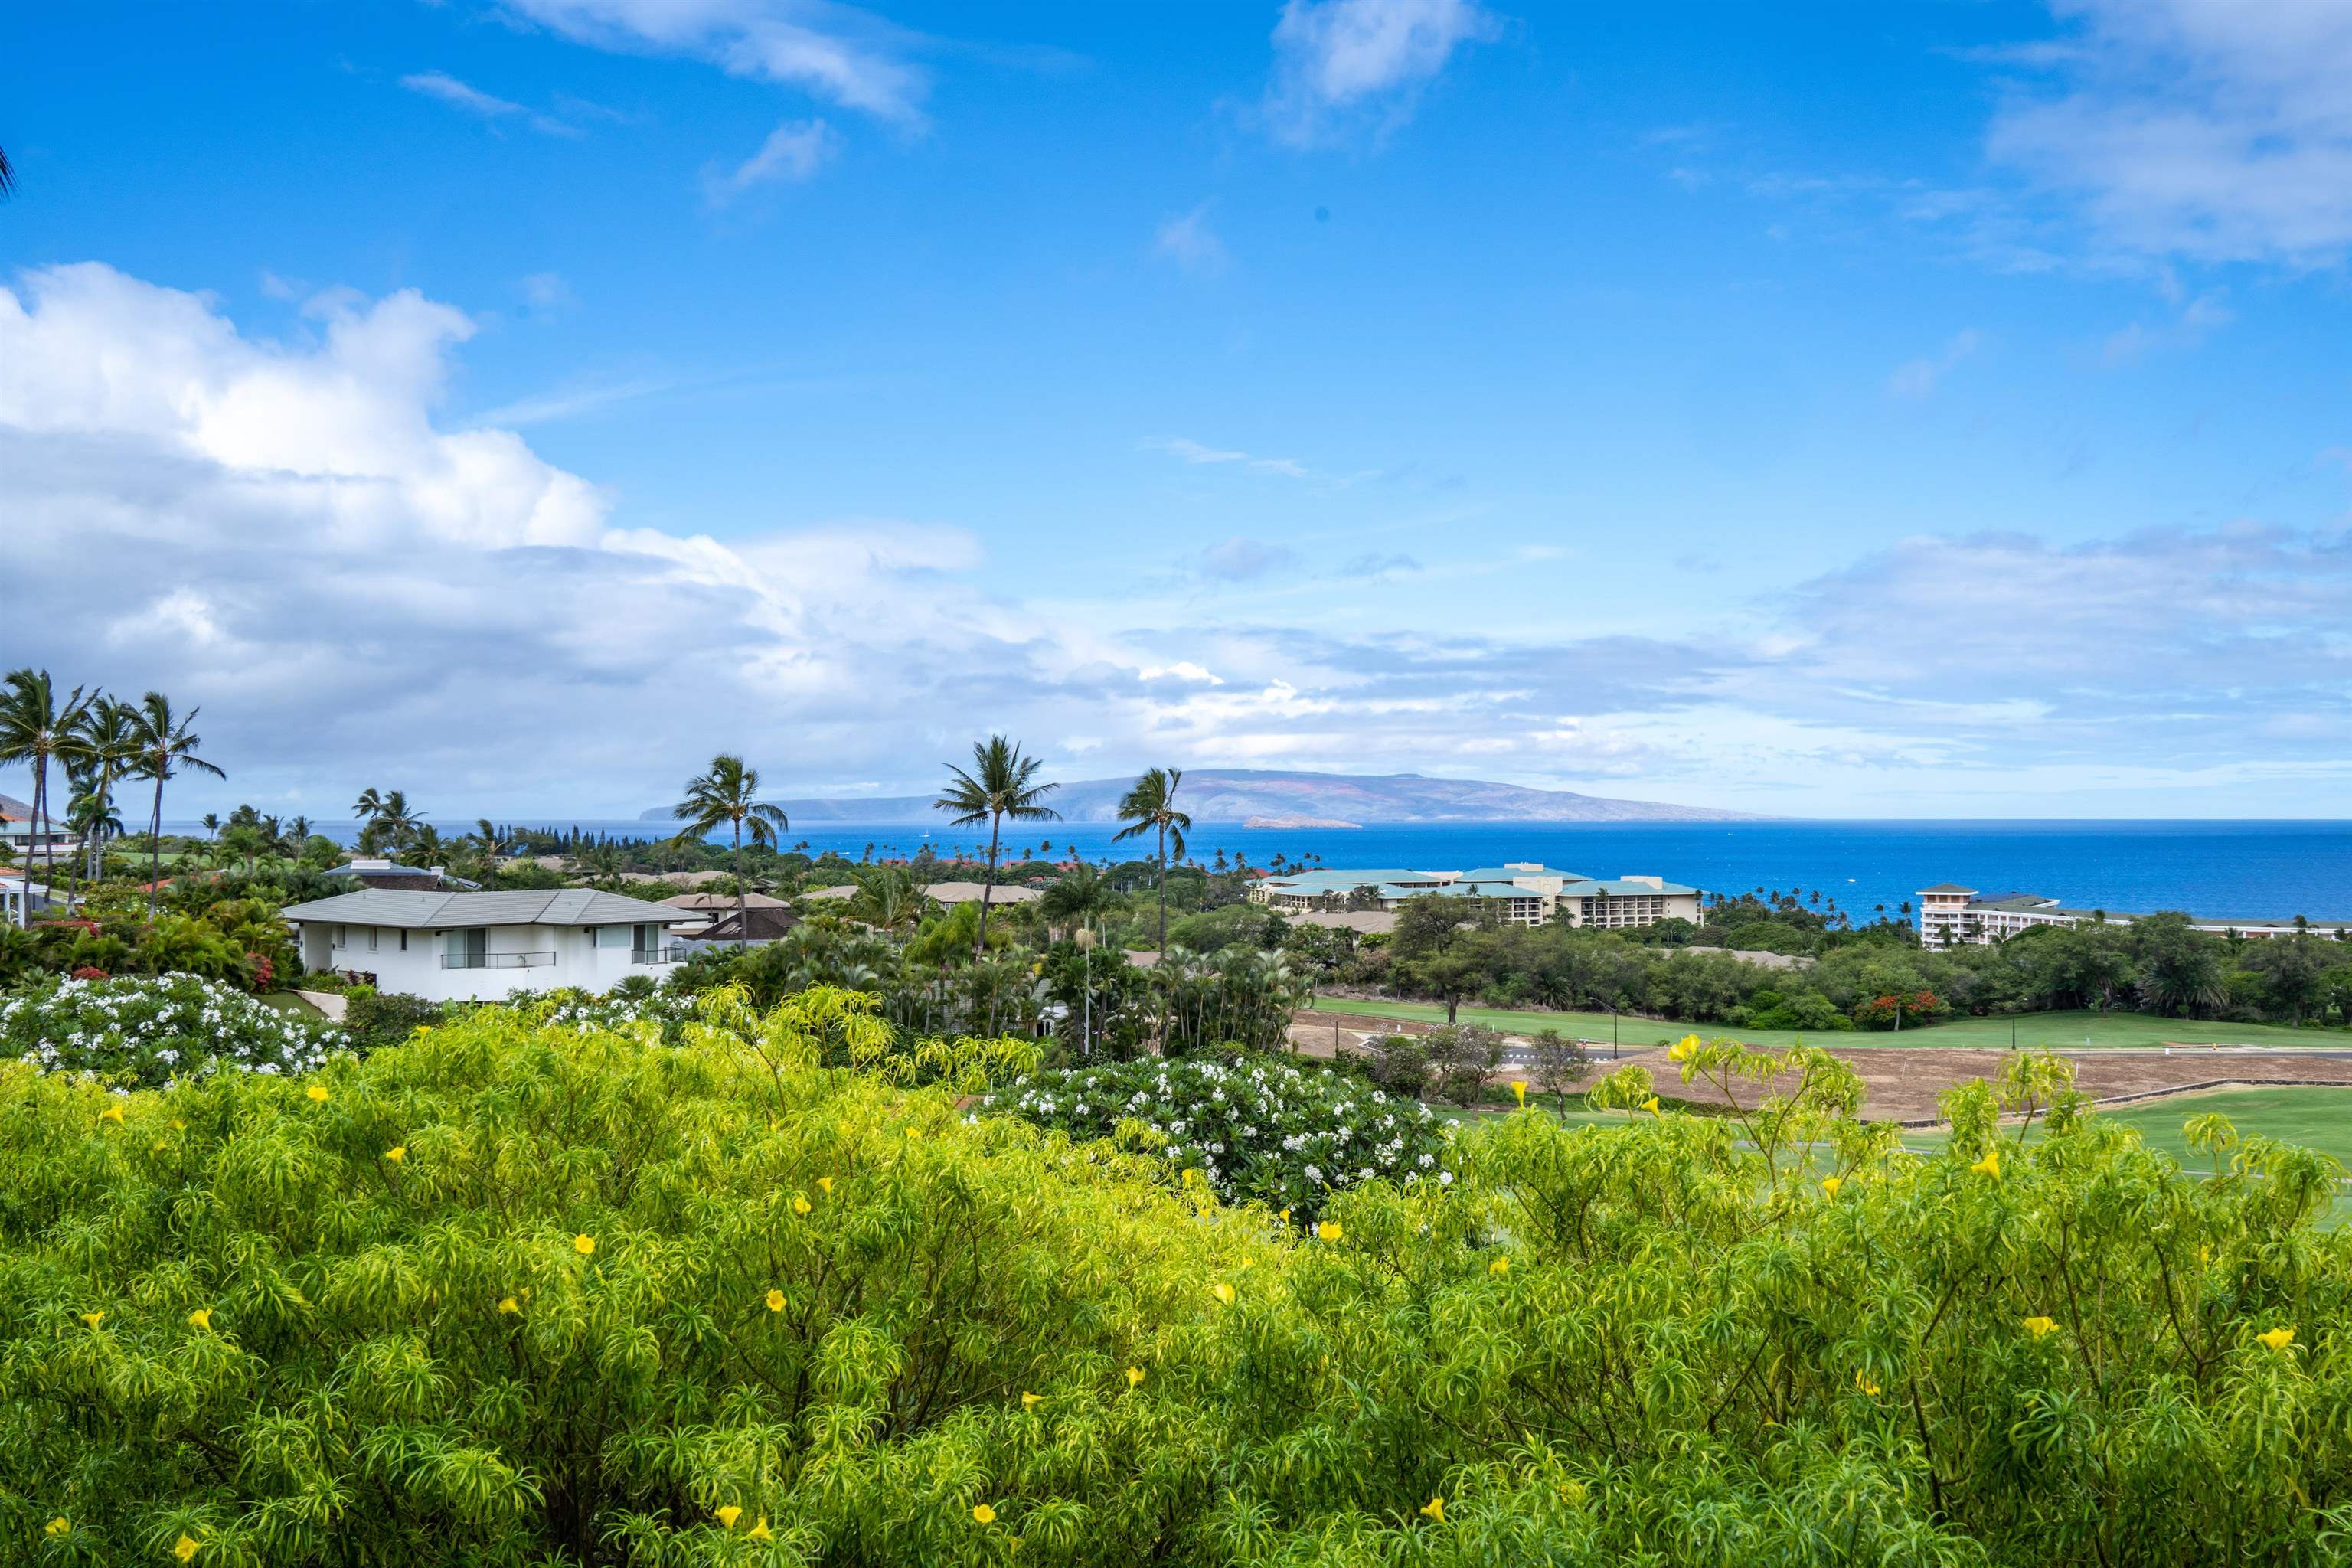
left=1617, top=1045, right=2352, bottom=1125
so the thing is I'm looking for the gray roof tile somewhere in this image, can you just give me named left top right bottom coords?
left=279, top=887, right=690, bottom=929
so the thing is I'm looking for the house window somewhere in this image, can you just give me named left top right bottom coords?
left=333, top=925, right=346, bottom=946
left=399, top=931, right=408, bottom=952
left=367, top=927, right=378, bottom=951
left=596, top=926, right=631, bottom=948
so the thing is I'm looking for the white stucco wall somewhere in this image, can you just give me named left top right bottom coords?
left=299, top=920, right=682, bottom=1003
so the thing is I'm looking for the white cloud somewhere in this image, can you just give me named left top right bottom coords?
left=11, top=262, right=2352, bottom=816
left=1886, top=328, right=1983, bottom=399
left=503, top=0, right=928, bottom=127
left=520, top=271, right=576, bottom=312
left=400, top=70, right=580, bottom=137
left=1145, top=436, right=1317, bottom=479
left=704, top=119, right=840, bottom=204
left=1265, top=0, right=1497, bottom=147
left=1985, top=0, right=2352, bottom=264
left=1154, top=203, right=1228, bottom=274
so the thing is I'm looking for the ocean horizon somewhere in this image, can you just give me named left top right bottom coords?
left=162, top=818, right=2352, bottom=930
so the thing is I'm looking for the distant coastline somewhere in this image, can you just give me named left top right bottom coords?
left=637, top=768, right=1767, bottom=826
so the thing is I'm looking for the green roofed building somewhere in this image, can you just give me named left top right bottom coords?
left=1248, top=861, right=1703, bottom=929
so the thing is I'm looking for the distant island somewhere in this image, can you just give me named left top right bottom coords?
left=641, top=769, right=1766, bottom=825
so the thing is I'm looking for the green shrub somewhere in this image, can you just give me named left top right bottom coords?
left=975, top=1051, right=1445, bottom=1215
left=341, top=989, right=444, bottom=1052
left=7, top=995, right=2352, bottom=1565
left=0, top=972, right=344, bottom=1087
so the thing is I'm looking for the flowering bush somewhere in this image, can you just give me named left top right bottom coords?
left=974, top=1052, right=1446, bottom=1215
left=0, top=972, right=344, bottom=1087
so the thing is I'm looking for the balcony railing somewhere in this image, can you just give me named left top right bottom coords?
left=631, top=945, right=691, bottom=965
left=441, top=951, right=556, bottom=970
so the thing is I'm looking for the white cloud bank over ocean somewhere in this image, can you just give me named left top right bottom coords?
left=4, top=260, right=2350, bottom=819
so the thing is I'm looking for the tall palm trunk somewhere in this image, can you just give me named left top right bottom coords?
left=32, top=755, right=52, bottom=923
left=975, top=813, right=1001, bottom=959
left=733, top=821, right=747, bottom=951
left=146, top=771, right=166, bottom=920
left=1155, top=821, right=1168, bottom=952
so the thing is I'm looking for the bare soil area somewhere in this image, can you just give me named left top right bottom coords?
left=1282, top=1010, right=2352, bottom=1125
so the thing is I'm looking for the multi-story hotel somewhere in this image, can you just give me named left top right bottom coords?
left=1250, top=863, right=1704, bottom=929
left=1917, top=884, right=2346, bottom=946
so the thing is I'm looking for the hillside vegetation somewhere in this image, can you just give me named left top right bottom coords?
left=5, top=995, right=2350, bottom=1564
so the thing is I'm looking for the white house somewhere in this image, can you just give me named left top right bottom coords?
left=280, top=887, right=697, bottom=1003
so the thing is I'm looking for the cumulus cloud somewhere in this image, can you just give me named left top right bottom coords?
left=703, top=119, right=840, bottom=204
left=7, top=262, right=2352, bottom=816
left=502, top=0, right=928, bottom=127
left=1265, top=0, right=1497, bottom=146
left=1985, top=0, right=2352, bottom=264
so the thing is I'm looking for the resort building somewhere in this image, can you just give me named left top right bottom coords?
left=1917, top=884, right=2350, bottom=946
left=281, top=887, right=696, bottom=1002
left=1250, top=864, right=1704, bottom=929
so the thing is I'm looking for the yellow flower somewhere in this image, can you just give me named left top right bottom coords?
left=1854, top=1369, right=1881, bottom=1396
left=1021, top=1390, right=1042, bottom=1410
left=791, top=1194, right=812, bottom=1215
left=1488, top=1255, right=1511, bottom=1277
left=747, top=1517, right=773, bottom=1541
left=905, top=1127, right=922, bottom=1141
left=1821, top=1175, right=1842, bottom=1197
left=1669, top=1034, right=1699, bottom=1062
left=1210, top=1281, right=1236, bottom=1306
left=715, top=1504, right=742, bottom=1529
left=1420, top=1496, right=1446, bottom=1524
left=1511, top=1080, right=1528, bottom=1106
left=305, top=1085, right=330, bottom=1102
left=766, top=1289, right=786, bottom=1313
left=572, top=1233, right=596, bottom=1256
left=80, top=1310, right=103, bottom=1330
left=2023, top=1315, right=2057, bottom=1338
left=1279, top=1207, right=1291, bottom=1224
left=188, top=1308, right=212, bottom=1331
left=2200, top=1244, right=2213, bottom=1263
left=99, top=1104, right=124, bottom=1125
left=175, top=1535, right=201, bottom=1563
left=1317, top=1220, right=1344, bottom=1242
left=817, top=1176, right=833, bottom=1195
left=1970, top=1149, right=2001, bottom=1178
left=45, top=1517, right=69, bottom=1537
left=384, top=1145, right=406, bottom=1164
left=1642, top=1096, right=1661, bottom=1115
left=2259, top=1326, right=2297, bottom=1352
left=171, top=1118, right=186, bottom=1131
left=972, top=1503, right=997, bottom=1524
left=1125, top=1365, right=1145, bottom=1389
left=497, top=1296, right=521, bottom=1315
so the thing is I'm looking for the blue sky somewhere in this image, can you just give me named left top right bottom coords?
left=5, top=0, right=2351, bottom=819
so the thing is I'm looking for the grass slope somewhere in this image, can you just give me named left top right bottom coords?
left=1310, top=996, right=2352, bottom=1052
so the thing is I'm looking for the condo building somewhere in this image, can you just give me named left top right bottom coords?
left=1917, top=884, right=2347, bottom=946
left=1250, top=863, right=1704, bottom=929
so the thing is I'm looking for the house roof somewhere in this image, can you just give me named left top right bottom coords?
left=280, top=888, right=691, bottom=929
left=922, top=880, right=1042, bottom=905
left=1284, top=910, right=1398, bottom=934
left=688, top=905, right=804, bottom=942
left=661, top=891, right=790, bottom=911
left=1916, top=883, right=1978, bottom=894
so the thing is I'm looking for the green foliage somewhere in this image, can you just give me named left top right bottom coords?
left=11, top=995, right=2352, bottom=1564
left=341, top=990, right=446, bottom=1053
left=0, top=972, right=345, bottom=1087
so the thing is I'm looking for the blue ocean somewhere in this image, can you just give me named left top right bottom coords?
left=206, top=818, right=2352, bottom=929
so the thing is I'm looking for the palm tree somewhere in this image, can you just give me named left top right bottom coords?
left=0, top=669, right=94, bottom=927
left=674, top=754, right=788, bottom=950
left=127, top=692, right=225, bottom=918
left=374, top=791, right=425, bottom=857
left=1039, top=861, right=1119, bottom=941
left=199, top=812, right=222, bottom=840
left=71, top=695, right=141, bottom=884
left=63, top=784, right=123, bottom=894
left=469, top=818, right=511, bottom=874
left=1113, top=766, right=1191, bottom=954
left=933, top=736, right=1061, bottom=958
left=846, top=864, right=929, bottom=936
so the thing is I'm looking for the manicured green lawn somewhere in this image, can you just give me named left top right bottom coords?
left=1307, top=995, right=2352, bottom=1053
